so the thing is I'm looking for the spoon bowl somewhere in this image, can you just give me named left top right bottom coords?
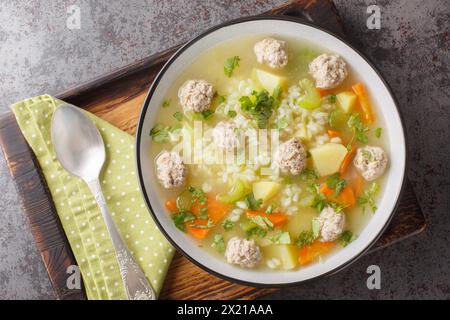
left=52, top=104, right=105, bottom=180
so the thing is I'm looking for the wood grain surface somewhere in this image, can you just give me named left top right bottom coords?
left=0, top=0, right=426, bottom=300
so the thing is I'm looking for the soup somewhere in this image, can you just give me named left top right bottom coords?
left=149, top=35, right=388, bottom=270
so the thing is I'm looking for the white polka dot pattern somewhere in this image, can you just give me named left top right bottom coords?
left=11, top=95, right=174, bottom=300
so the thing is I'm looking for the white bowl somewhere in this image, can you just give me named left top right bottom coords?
left=135, top=16, right=406, bottom=286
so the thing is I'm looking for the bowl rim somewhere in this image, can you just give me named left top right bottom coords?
left=135, top=15, right=408, bottom=287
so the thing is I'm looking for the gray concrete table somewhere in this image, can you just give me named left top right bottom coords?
left=0, top=0, right=448, bottom=299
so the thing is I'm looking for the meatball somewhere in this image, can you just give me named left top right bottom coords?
left=155, top=151, right=187, bottom=189
left=276, top=137, right=307, bottom=175
left=225, top=237, right=262, bottom=268
left=254, top=38, right=288, bottom=69
left=178, top=79, right=215, bottom=113
left=212, top=121, right=240, bottom=151
left=318, top=206, right=345, bottom=242
left=353, top=146, right=388, bottom=181
left=309, top=53, right=348, bottom=89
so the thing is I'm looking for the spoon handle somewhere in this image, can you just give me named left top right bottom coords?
left=86, top=178, right=156, bottom=300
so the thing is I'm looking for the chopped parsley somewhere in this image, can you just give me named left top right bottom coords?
left=328, top=94, right=337, bottom=103
left=326, top=173, right=348, bottom=197
left=172, top=210, right=196, bottom=232
left=211, top=233, right=225, bottom=253
left=309, top=183, right=328, bottom=212
left=265, top=205, right=274, bottom=214
left=357, top=182, right=380, bottom=213
left=249, top=215, right=273, bottom=230
left=162, top=99, right=171, bottom=108
left=348, top=113, right=369, bottom=144
left=221, top=219, right=234, bottom=231
left=224, top=56, right=240, bottom=77
left=374, top=127, right=382, bottom=138
left=338, top=230, right=357, bottom=247
left=149, top=123, right=181, bottom=144
left=246, top=226, right=267, bottom=238
left=300, top=169, right=319, bottom=182
left=188, top=186, right=207, bottom=205
left=361, top=149, right=374, bottom=161
left=244, top=193, right=262, bottom=211
left=217, top=95, right=226, bottom=104
left=227, top=110, right=237, bottom=118
left=239, top=89, right=276, bottom=129
left=270, top=231, right=291, bottom=245
left=173, top=111, right=183, bottom=121
left=295, top=230, right=316, bottom=248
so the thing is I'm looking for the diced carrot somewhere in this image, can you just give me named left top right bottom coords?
left=339, top=144, right=356, bottom=175
left=317, top=88, right=329, bottom=96
left=246, top=211, right=288, bottom=227
left=187, top=194, right=231, bottom=239
left=319, top=184, right=333, bottom=197
left=320, top=184, right=356, bottom=208
left=327, top=130, right=340, bottom=138
left=165, top=199, right=177, bottom=212
left=335, top=186, right=356, bottom=207
left=186, top=221, right=210, bottom=239
left=350, top=174, right=365, bottom=198
left=352, top=83, right=375, bottom=124
left=299, top=240, right=334, bottom=265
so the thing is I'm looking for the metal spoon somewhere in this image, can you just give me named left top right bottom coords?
left=51, top=103, right=156, bottom=300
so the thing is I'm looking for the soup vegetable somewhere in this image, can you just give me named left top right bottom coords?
left=150, top=36, right=388, bottom=270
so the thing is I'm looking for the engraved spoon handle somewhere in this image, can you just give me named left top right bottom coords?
left=86, top=178, right=156, bottom=300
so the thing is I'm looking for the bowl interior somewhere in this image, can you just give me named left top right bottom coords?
left=136, top=18, right=406, bottom=285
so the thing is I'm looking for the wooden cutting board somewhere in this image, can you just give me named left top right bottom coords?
left=0, top=0, right=426, bottom=300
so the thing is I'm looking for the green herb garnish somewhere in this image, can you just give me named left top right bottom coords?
left=217, top=95, right=226, bottom=104
left=172, top=210, right=196, bottom=232
left=244, top=193, right=262, bottom=211
left=338, top=230, right=357, bottom=247
left=265, top=205, right=273, bottom=214
left=246, top=226, right=267, bottom=238
left=357, top=182, right=380, bottom=213
left=348, top=113, right=369, bottom=144
left=227, top=110, right=237, bottom=118
left=188, top=186, right=207, bottom=205
left=239, top=89, right=275, bottom=129
left=150, top=123, right=180, bottom=144
left=211, top=233, right=225, bottom=253
left=361, top=149, right=374, bottom=161
left=326, top=173, right=348, bottom=197
left=374, top=127, right=382, bottom=138
left=300, top=169, right=319, bottom=182
left=221, top=219, right=234, bottom=231
left=162, top=99, right=171, bottom=108
left=173, top=111, right=183, bottom=121
left=249, top=215, right=273, bottom=230
left=224, top=56, right=240, bottom=77
left=328, top=94, right=337, bottom=103
left=295, top=230, right=316, bottom=248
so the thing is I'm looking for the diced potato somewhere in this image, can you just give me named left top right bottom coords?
left=309, top=143, right=348, bottom=177
left=254, top=68, right=286, bottom=93
left=263, top=244, right=298, bottom=270
left=285, top=207, right=317, bottom=236
left=336, top=91, right=357, bottom=113
left=252, top=181, right=281, bottom=203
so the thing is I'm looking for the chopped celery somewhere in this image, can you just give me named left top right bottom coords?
left=176, top=190, right=192, bottom=211
left=217, top=179, right=246, bottom=204
left=328, top=108, right=347, bottom=130
left=298, top=79, right=321, bottom=110
left=240, top=220, right=259, bottom=233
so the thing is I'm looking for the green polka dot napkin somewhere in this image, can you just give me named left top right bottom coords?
left=11, top=95, right=173, bottom=300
